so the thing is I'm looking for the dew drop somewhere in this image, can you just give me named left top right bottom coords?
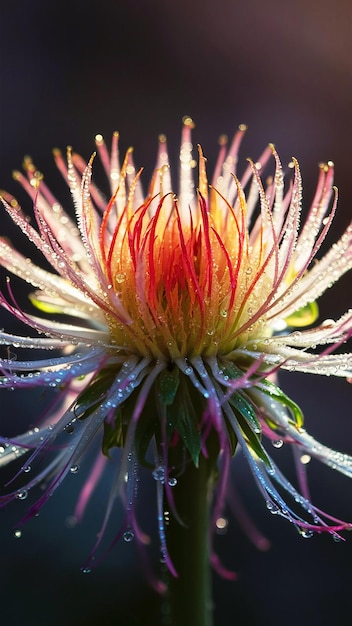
left=272, top=439, right=284, bottom=449
left=116, top=272, right=126, bottom=284
left=81, top=568, right=91, bottom=574
left=266, top=501, right=280, bottom=514
left=70, top=464, right=79, bottom=474
left=168, top=477, right=177, bottom=487
left=152, top=466, right=165, bottom=483
left=215, top=517, right=228, bottom=534
left=123, top=529, right=134, bottom=543
left=300, top=528, right=314, bottom=539
left=14, top=529, right=22, bottom=538
left=16, top=490, right=28, bottom=500
left=65, top=424, right=74, bottom=434
left=184, top=366, right=193, bottom=376
left=66, top=515, right=78, bottom=528
left=22, top=465, right=31, bottom=473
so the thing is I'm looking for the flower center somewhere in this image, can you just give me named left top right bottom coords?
left=103, top=189, right=273, bottom=361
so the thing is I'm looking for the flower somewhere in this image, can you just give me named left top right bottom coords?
left=0, top=117, right=352, bottom=577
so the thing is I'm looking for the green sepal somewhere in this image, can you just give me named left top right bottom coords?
left=257, top=379, right=304, bottom=428
left=103, top=386, right=159, bottom=465
left=73, top=367, right=117, bottom=420
left=158, top=367, right=180, bottom=405
left=94, top=367, right=207, bottom=469
left=285, top=300, right=319, bottom=328
left=102, top=410, right=124, bottom=457
left=134, top=400, right=159, bottom=468
left=220, top=360, right=246, bottom=381
left=165, top=375, right=202, bottom=467
left=223, top=416, right=238, bottom=456
left=228, top=392, right=262, bottom=435
left=235, top=410, right=272, bottom=467
left=101, top=389, right=140, bottom=458
left=29, top=295, right=65, bottom=314
left=175, top=408, right=202, bottom=467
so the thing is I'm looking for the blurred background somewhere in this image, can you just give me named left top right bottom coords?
left=1, top=1, right=352, bottom=624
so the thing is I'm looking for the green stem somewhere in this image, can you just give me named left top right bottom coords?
left=165, top=454, right=214, bottom=626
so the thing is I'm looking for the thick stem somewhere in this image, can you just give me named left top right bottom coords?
left=165, top=454, right=214, bottom=626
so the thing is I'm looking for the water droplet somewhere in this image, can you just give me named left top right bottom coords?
left=168, top=477, right=177, bottom=487
left=116, top=272, right=126, bottom=284
left=65, top=424, right=74, bottom=434
left=66, top=515, right=78, bottom=528
left=123, top=530, right=134, bottom=543
left=215, top=517, right=228, bottom=534
left=332, top=534, right=342, bottom=543
left=16, top=490, right=28, bottom=500
left=22, top=465, right=31, bottom=473
left=81, top=568, right=91, bottom=574
left=220, top=309, right=228, bottom=318
left=266, top=501, right=280, bottom=514
left=184, top=366, right=193, bottom=376
left=70, top=464, right=79, bottom=474
left=153, top=466, right=165, bottom=483
left=272, top=439, right=284, bottom=449
left=14, top=529, right=22, bottom=538
left=300, top=528, right=314, bottom=539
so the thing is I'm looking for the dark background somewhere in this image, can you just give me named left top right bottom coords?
left=1, top=1, right=352, bottom=625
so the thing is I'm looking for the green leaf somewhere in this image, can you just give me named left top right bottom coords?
left=285, top=300, right=319, bottom=328
left=258, top=379, right=304, bottom=428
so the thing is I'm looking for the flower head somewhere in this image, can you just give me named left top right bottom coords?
left=1, top=118, right=352, bottom=576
